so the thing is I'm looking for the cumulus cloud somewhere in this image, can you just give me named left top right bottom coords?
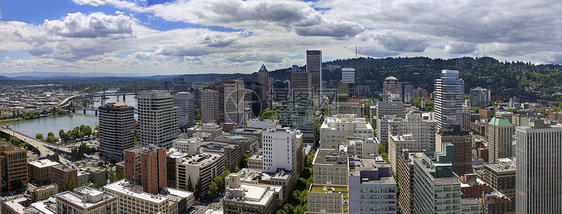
left=445, top=42, right=476, bottom=54
left=295, top=21, right=364, bottom=38
left=226, top=53, right=284, bottom=63
left=73, top=0, right=106, bottom=6
left=373, top=31, right=431, bottom=52
left=42, top=12, right=134, bottom=38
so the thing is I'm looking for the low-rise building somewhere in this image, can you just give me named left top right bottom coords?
left=1, top=197, right=28, bottom=214
left=320, top=114, right=374, bottom=149
left=50, top=164, right=77, bottom=192
left=176, top=153, right=224, bottom=198
left=201, top=142, right=243, bottom=172
left=479, top=192, right=515, bottom=214
left=186, top=123, right=222, bottom=139
left=28, top=183, right=58, bottom=202
left=28, top=159, right=60, bottom=185
left=480, top=160, right=516, bottom=199
left=247, top=152, right=263, bottom=170
left=56, top=186, right=118, bottom=214
left=223, top=174, right=279, bottom=214
left=347, top=136, right=378, bottom=159
left=230, top=128, right=264, bottom=146
left=307, top=184, right=348, bottom=213
left=214, top=134, right=259, bottom=155
left=104, top=179, right=173, bottom=214
left=348, top=157, right=397, bottom=213
left=172, top=137, right=209, bottom=155
left=313, top=149, right=349, bottom=185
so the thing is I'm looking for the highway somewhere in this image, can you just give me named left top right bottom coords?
left=0, top=126, right=55, bottom=159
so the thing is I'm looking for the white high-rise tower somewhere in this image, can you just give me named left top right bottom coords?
left=434, top=70, right=464, bottom=131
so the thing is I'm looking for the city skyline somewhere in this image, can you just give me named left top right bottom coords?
left=1, top=0, right=562, bottom=75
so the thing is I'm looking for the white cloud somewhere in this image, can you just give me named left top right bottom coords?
left=73, top=0, right=106, bottom=6
left=42, top=12, right=134, bottom=38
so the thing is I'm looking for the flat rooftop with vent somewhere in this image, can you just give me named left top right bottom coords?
left=56, top=186, right=118, bottom=212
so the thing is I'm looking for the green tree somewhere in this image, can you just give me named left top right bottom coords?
left=187, top=175, right=193, bottom=191
left=48, top=132, right=55, bottom=137
left=241, top=153, right=249, bottom=168
left=9, top=137, right=20, bottom=146
left=194, top=179, right=202, bottom=200
left=474, top=107, right=480, bottom=114
left=45, top=136, right=58, bottom=143
left=35, top=133, right=44, bottom=140
left=94, top=181, right=100, bottom=188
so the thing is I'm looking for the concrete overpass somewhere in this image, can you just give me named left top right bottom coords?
left=0, top=126, right=55, bottom=158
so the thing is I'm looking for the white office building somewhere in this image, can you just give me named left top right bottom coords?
left=262, top=127, right=300, bottom=173
left=320, top=114, right=374, bottom=149
left=515, top=120, right=562, bottom=213
left=341, top=67, right=355, bottom=84
left=388, top=113, right=437, bottom=152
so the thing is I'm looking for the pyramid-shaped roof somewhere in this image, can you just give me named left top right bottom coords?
left=259, top=64, right=268, bottom=72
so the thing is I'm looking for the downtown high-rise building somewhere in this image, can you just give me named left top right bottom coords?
left=124, top=146, right=167, bottom=195
left=434, top=70, right=464, bottom=131
left=400, top=82, right=414, bottom=104
left=436, top=124, right=472, bottom=176
left=173, top=92, right=195, bottom=130
left=292, top=72, right=312, bottom=103
left=138, top=92, right=178, bottom=149
left=258, top=64, right=270, bottom=109
left=487, top=117, right=514, bottom=163
left=262, top=127, right=300, bottom=173
left=223, top=77, right=245, bottom=125
left=201, top=88, right=219, bottom=124
left=98, top=102, right=135, bottom=161
left=469, top=87, right=490, bottom=109
left=341, top=67, right=355, bottom=84
left=306, top=50, right=322, bottom=95
left=515, top=120, right=562, bottom=213
left=383, top=76, right=400, bottom=102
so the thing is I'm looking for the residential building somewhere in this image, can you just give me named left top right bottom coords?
left=214, top=133, right=259, bottom=156
left=56, top=186, right=118, bottom=214
left=28, top=159, right=60, bottom=185
left=515, top=120, right=562, bottom=213
left=388, top=113, right=437, bottom=151
left=233, top=168, right=292, bottom=204
left=347, top=136, right=378, bottom=159
left=176, top=153, right=224, bottom=198
left=223, top=174, right=277, bottom=214
left=348, top=157, right=397, bottom=213
left=50, top=164, right=77, bottom=192
left=98, top=101, right=135, bottom=161
left=313, top=149, right=349, bottom=185
left=186, top=123, right=222, bottom=139
left=413, top=87, right=428, bottom=98
left=412, top=143, right=470, bottom=214
left=201, top=89, right=219, bottom=123
left=436, top=124, right=473, bottom=176
left=487, top=117, right=514, bottom=163
left=388, top=134, right=416, bottom=173
left=223, top=77, right=245, bottom=125
left=481, top=161, right=516, bottom=199
left=0, top=141, right=27, bottom=192
left=400, top=82, right=414, bottom=104
left=383, top=76, right=400, bottom=102
left=28, top=183, right=58, bottom=202
left=174, top=92, right=195, bottom=130
left=104, top=179, right=174, bottom=214
left=333, top=100, right=362, bottom=116
left=396, top=150, right=424, bottom=214
left=138, top=92, right=179, bottom=149
left=470, top=87, right=490, bottom=109
left=319, top=114, right=374, bottom=149
left=459, top=174, right=492, bottom=198
left=201, top=142, right=243, bottom=172
left=307, top=184, right=348, bottom=213
left=306, top=50, right=322, bottom=99
left=172, top=137, right=208, bottom=155
left=262, top=127, right=299, bottom=173
left=434, top=70, right=464, bottom=131
left=341, top=67, right=355, bottom=84
left=124, top=146, right=167, bottom=194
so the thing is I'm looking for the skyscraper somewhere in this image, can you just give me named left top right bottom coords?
left=223, top=77, right=245, bottom=125
left=383, top=76, right=400, bottom=102
left=341, top=67, right=355, bottom=84
left=262, top=127, right=300, bottom=173
left=292, top=72, right=312, bottom=103
left=434, top=70, right=464, bottom=131
left=306, top=50, right=322, bottom=102
left=258, top=64, right=270, bottom=109
left=201, top=88, right=219, bottom=123
left=435, top=124, right=472, bottom=176
left=138, top=92, right=178, bottom=149
left=487, top=117, right=514, bottom=163
left=470, top=87, right=490, bottom=109
left=98, top=102, right=134, bottom=161
left=173, top=92, right=195, bottom=130
left=515, top=120, right=562, bottom=213
left=400, top=82, right=414, bottom=104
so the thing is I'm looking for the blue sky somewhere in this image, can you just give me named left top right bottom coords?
left=1, top=0, right=561, bottom=75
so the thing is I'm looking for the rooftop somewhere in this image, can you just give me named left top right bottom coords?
left=309, top=184, right=348, bottom=194
left=104, top=180, right=168, bottom=203
left=489, top=117, right=512, bottom=126
left=313, top=149, right=348, bottom=165
left=29, top=159, right=60, bottom=168
left=224, top=184, right=277, bottom=206
left=179, top=152, right=223, bottom=167
left=56, top=187, right=117, bottom=209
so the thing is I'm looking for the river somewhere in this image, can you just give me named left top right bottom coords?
left=2, top=95, right=137, bottom=138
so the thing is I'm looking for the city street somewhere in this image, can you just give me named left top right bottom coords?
left=0, top=126, right=55, bottom=159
